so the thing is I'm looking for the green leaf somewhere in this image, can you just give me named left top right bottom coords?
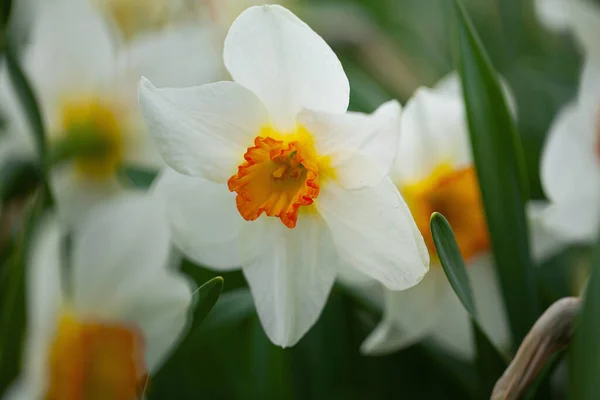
left=430, top=212, right=507, bottom=397
left=190, top=276, right=225, bottom=329
left=151, top=277, right=223, bottom=384
left=0, top=158, right=41, bottom=203
left=0, top=190, right=47, bottom=396
left=569, top=240, right=600, bottom=400
left=452, top=0, right=538, bottom=346
left=430, top=212, right=476, bottom=316
left=4, top=42, right=46, bottom=159
left=117, top=164, right=158, bottom=190
left=0, top=0, right=12, bottom=30
left=200, top=289, right=255, bottom=332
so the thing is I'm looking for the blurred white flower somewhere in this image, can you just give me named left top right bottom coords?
left=142, top=5, right=429, bottom=347
left=0, top=0, right=222, bottom=224
left=5, top=194, right=192, bottom=400
left=358, top=74, right=510, bottom=359
left=536, top=0, right=600, bottom=243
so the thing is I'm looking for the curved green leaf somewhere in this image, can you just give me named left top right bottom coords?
left=452, top=0, right=538, bottom=346
left=430, top=212, right=476, bottom=316
left=431, top=212, right=507, bottom=397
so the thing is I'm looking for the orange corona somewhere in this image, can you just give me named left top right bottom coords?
left=402, top=165, right=489, bottom=262
left=46, top=313, right=146, bottom=400
left=228, top=126, right=331, bottom=228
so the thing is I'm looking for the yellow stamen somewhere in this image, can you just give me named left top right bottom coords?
left=401, top=164, right=489, bottom=262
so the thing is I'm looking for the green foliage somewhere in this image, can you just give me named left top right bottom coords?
left=117, top=164, right=159, bottom=190
left=452, top=0, right=538, bottom=347
left=569, top=240, right=600, bottom=400
left=431, top=212, right=507, bottom=397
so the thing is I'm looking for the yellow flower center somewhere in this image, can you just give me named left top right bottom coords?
left=401, top=164, right=489, bottom=262
left=59, top=99, right=124, bottom=181
left=228, top=126, right=333, bottom=229
left=99, top=0, right=170, bottom=39
left=46, top=313, right=146, bottom=400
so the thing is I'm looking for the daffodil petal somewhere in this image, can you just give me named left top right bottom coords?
left=535, top=0, right=600, bottom=57
left=223, top=5, right=349, bottom=131
left=361, top=267, right=445, bottom=355
left=22, top=214, right=66, bottom=399
left=317, top=178, right=429, bottom=291
left=242, top=215, right=337, bottom=347
left=117, top=26, right=224, bottom=99
left=540, top=103, right=600, bottom=205
left=151, top=168, right=252, bottom=270
left=299, top=100, right=401, bottom=190
left=139, top=78, right=268, bottom=182
left=69, top=193, right=193, bottom=371
left=392, top=86, right=470, bottom=185
left=24, top=0, right=115, bottom=105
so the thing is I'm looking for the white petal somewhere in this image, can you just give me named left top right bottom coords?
left=22, top=214, right=66, bottom=398
left=151, top=168, right=254, bottom=270
left=317, top=178, right=429, bottom=291
left=71, top=193, right=171, bottom=312
left=536, top=0, right=600, bottom=57
left=117, top=26, right=225, bottom=101
left=361, top=268, right=446, bottom=355
left=527, top=201, right=570, bottom=261
left=24, top=0, right=115, bottom=104
left=138, top=78, right=268, bottom=182
left=50, top=166, right=122, bottom=226
left=540, top=102, right=600, bottom=205
left=223, top=5, right=349, bottom=130
left=299, top=100, right=401, bottom=189
left=542, top=195, right=600, bottom=243
left=242, top=215, right=337, bottom=347
left=69, top=193, right=193, bottom=371
left=392, top=86, right=470, bottom=185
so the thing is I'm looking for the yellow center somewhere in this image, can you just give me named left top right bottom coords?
left=228, top=125, right=333, bottom=228
left=401, top=164, right=489, bottom=262
left=46, top=313, right=147, bottom=400
left=59, top=99, right=124, bottom=181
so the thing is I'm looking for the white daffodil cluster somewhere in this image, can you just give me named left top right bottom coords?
left=0, top=0, right=595, bottom=397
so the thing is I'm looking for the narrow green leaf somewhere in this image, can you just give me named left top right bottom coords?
left=452, top=0, right=538, bottom=346
left=569, top=241, right=600, bottom=400
left=0, top=0, right=12, bottom=30
left=152, top=277, right=224, bottom=382
left=0, top=158, right=41, bottom=203
left=4, top=42, right=46, bottom=158
left=0, top=190, right=47, bottom=396
left=430, top=212, right=476, bottom=316
left=431, top=212, right=507, bottom=397
left=117, top=164, right=158, bottom=190
left=189, top=276, right=225, bottom=331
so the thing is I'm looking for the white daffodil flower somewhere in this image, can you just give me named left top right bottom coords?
left=536, top=0, right=600, bottom=243
left=5, top=194, right=193, bottom=400
left=0, top=0, right=222, bottom=224
left=141, top=5, right=429, bottom=348
left=358, top=74, right=510, bottom=359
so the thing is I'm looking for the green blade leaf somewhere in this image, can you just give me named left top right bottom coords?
left=431, top=212, right=507, bottom=397
left=569, top=241, right=600, bottom=400
left=189, top=276, right=225, bottom=333
left=430, top=212, right=476, bottom=316
left=452, top=0, right=538, bottom=346
left=0, top=158, right=41, bottom=203
left=117, top=164, right=158, bottom=190
left=4, top=42, right=46, bottom=159
left=151, top=277, right=224, bottom=384
left=0, top=0, right=12, bottom=30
